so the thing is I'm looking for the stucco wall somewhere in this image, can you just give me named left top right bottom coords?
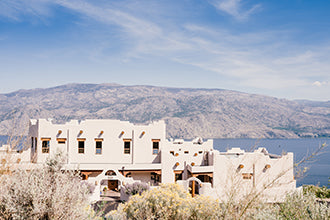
left=212, top=148, right=296, bottom=202
left=160, top=139, right=213, bottom=183
left=31, top=119, right=166, bottom=166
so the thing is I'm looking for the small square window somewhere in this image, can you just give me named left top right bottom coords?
left=124, top=139, right=131, bottom=154
left=152, top=139, right=160, bottom=155
left=42, top=140, right=50, bottom=153
left=170, top=151, right=174, bottom=155
left=78, top=141, right=85, bottom=154
left=57, top=138, right=66, bottom=144
left=96, top=141, right=102, bottom=154
left=242, top=173, right=253, bottom=179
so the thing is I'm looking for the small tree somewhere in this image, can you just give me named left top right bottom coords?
left=0, top=151, right=96, bottom=219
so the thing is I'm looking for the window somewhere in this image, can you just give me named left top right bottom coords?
left=95, top=141, right=102, bottom=154
left=77, top=138, right=86, bottom=154
left=152, top=139, right=160, bottom=154
left=174, top=171, right=183, bottom=181
left=31, top=137, right=34, bottom=149
left=184, top=151, right=189, bottom=154
left=124, top=139, right=131, bottom=154
left=105, top=170, right=116, bottom=176
left=35, top=137, right=37, bottom=151
left=57, top=138, right=66, bottom=144
left=170, top=151, right=174, bottom=155
left=151, top=172, right=161, bottom=184
left=78, top=141, right=85, bottom=154
left=41, top=138, right=50, bottom=153
left=242, top=173, right=253, bottom=179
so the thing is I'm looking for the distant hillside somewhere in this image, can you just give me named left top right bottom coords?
left=0, top=83, right=329, bottom=139
left=295, top=99, right=330, bottom=108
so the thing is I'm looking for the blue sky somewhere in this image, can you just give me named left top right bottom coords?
left=0, top=0, right=329, bottom=101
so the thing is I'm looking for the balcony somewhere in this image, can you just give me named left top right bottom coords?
left=187, top=164, right=214, bottom=174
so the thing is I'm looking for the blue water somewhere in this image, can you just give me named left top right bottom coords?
left=0, top=135, right=7, bottom=143
left=214, top=138, right=330, bottom=187
left=0, top=135, right=26, bottom=150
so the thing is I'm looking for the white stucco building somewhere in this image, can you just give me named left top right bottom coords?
left=0, top=143, right=31, bottom=171
left=26, top=118, right=296, bottom=202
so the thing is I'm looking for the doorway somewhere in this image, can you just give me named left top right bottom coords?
left=108, top=180, right=119, bottom=191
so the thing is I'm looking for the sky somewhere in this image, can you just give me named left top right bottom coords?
left=0, top=0, right=329, bottom=101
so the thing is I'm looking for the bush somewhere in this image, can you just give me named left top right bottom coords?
left=108, top=183, right=330, bottom=220
left=108, top=183, right=223, bottom=220
left=0, top=152, right=96, bottom=219
left=121, top=183, right=190, bottom=219
left=122, top=182, right=150, bottom=196
left=303, top=185, right=330, bottom=199
left=276, top=192, right=330, bottom=219
left=188, top=195, right=222, bottom=220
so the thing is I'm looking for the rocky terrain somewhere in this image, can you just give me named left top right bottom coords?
left=0, top=83, right=329, bottom=139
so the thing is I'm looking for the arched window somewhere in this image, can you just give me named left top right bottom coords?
left=105, top=170, right=117, bottom=176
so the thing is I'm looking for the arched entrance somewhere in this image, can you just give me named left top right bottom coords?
left=187, top=177, right=202, bottom=197
left=108, top=180, right=119, bottom=191
left=105, top=170, right=120, bottom=191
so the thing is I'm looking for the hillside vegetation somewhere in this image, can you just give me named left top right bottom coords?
left=0, top=83, right=329, bottom=138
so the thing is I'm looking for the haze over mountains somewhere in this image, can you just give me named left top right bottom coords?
left=0, top=83, right=329, bottom=139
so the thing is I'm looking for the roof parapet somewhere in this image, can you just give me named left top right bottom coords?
left=225, top=147, right=245, bottom=154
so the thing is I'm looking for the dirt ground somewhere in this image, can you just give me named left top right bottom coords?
left=92, top=190, right=122, bottom=217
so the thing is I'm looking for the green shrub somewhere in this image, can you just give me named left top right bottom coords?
left=277, top=192, right=330, bottom=219
left=303, top=185, right=330, bottom=199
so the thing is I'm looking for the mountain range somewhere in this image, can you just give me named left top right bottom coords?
left=0, top=83, right=329, bottom=139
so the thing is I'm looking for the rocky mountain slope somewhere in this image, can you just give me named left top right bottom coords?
left=0, top=83, right=329, bottom=138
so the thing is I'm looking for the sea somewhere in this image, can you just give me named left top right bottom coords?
left=214, top=138, right=330, bottom=187
left=1, top=136, right=329, bottom=187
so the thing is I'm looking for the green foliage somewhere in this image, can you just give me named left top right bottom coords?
left=303, top=185, right=330, bottom=199
left=276, top=192, right=330, bottom=220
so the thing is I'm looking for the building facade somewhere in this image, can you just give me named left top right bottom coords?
left=28, top=119, right=296, bottom=202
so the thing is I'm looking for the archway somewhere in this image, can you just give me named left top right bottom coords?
left=187, top=177, right=202, bottom=197
left=105, top=170, right=117, bottom=176
left=108, top=180, right=119, bottom=191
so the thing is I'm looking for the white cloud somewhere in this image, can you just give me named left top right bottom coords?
left=273, top=51, right=315, bottom=65
left=55, top=0, right=162, bottom=39
left=209, top=0, right=261, bottom=21
left=0, top=0, right=329, bottom=100
left=0, top=0, right=53, bottom=21
left=312, top=81, right=328, bottom=87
